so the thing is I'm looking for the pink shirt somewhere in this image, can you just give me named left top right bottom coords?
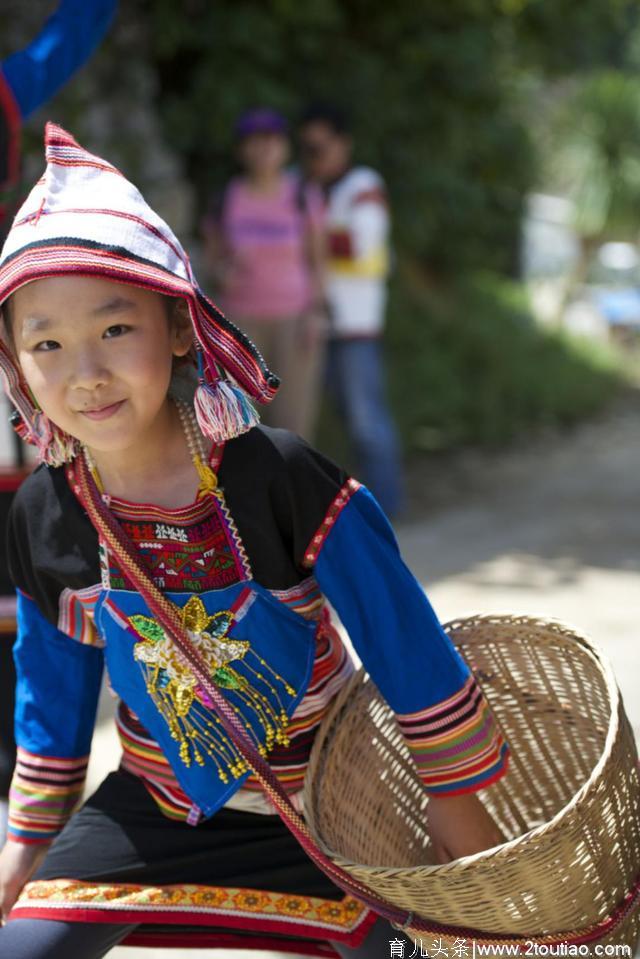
left=220, top=172, right=324, bottom=320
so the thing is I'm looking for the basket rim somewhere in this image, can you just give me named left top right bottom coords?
left=304, top=613, right=626, bottom=877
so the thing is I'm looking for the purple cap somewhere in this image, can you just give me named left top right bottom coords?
left=235, top=108, right=288, bottom=139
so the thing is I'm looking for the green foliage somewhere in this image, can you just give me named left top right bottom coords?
left=141, top=0, right=535, bottom=277
left=504, top=0, right=637, bottom=74
left=2, top=1, right=631, bottom=456
left=550, top=71, right=640, bottom=242
left=6, top=2, right=635, bottom=279
left=139, top=0, right=637, bottom=277
left=383, top=274, right=624, bottom=452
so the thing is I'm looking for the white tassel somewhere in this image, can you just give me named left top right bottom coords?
left=194, top=379, right=259, bottom=443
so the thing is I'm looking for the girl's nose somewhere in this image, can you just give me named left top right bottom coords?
left=69, top=351, right=110, bottom=391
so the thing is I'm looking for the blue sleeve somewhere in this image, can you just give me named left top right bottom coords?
left=8, top=591, right=104, bottom=843
left=14, top=590, right=103, bottom=756
left=312, top=485, right=468, bottom=713
left=1, top=0, right=118, bottom=120
left=311, top=485, right=509, bottom=795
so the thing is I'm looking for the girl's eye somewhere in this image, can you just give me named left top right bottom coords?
left=33, top=340, right=61, bottom=352
left=103, top=324, right=130, bottom=338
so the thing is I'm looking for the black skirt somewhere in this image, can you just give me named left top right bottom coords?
left=11, top=768, right=375, bottom=953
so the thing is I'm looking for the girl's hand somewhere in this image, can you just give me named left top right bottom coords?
left=427, top=793, right=506, bottom=864
left=0, top=839, right=51, bottom=923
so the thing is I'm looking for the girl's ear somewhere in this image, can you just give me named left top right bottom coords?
left=171, top=300, right=194, bottom=357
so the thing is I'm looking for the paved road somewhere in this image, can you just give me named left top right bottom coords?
left=400, top=400, right=640, bottom=741
left=92, top=398, right=639, bottom=957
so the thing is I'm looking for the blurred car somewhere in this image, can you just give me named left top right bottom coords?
left=569, top=242, right=640, bottom=343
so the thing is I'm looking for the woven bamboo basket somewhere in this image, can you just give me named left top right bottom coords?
left=303, top=615, right=640, bottom=951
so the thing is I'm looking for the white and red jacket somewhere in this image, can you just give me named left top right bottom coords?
left=325, top=166, right=390, bottom=338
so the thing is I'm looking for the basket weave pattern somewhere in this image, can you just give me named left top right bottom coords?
left=303, top=616, right=640, bottom=949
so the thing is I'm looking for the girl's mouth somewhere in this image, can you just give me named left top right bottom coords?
left=80, top=400, right=125, bottom=421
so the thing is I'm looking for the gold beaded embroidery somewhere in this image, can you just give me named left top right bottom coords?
left=128, top=596, right=297, bottom=782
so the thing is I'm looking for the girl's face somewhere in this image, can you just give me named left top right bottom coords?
left=8, top=275, right=193, bottom=455
left=239, top=132, right=289, bottom=177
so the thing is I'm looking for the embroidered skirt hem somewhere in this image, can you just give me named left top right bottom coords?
left=8, top=768, right=375, bottom=951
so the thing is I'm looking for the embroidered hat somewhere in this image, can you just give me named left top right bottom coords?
left=0, top=122, right=279, bottom=466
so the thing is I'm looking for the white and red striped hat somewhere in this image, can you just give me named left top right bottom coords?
left=0, top=122, right=279, bottom=465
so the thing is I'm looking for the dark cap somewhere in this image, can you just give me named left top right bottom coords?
left=235, top=108, right=288, bottom=139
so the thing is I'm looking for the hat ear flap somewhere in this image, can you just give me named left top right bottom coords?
left=0, top=340, right=76, bottom=465
left=190, top=292, right=280, bottom=406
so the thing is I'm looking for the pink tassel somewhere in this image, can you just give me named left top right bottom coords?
left=194, top=379, right=259, bottom=443
left=31, top=411, right=78, bottom=467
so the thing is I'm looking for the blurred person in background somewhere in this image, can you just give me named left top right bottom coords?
left=0, top=0, right=118, bottom=844
left=203, top=107, right=327, bottom=441
left=299, top=104, right=404, bottom=519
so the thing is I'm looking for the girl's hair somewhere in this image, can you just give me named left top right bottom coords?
left=299, top=102, right=351, bottom=135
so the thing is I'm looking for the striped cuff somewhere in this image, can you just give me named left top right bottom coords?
left=7, top=748, right=89, bottom=843
left=396, top=676, right=510, bottom=796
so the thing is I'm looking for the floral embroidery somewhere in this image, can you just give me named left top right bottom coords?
left=128, top=595, right=297, bottom=783
left=277, top=896, right=313, bottom=916
left=232, top=890, right=272, bottom=911
left=13, top=879, right=370, bottom=937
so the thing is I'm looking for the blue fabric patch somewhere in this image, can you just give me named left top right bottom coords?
left=96, top=581, right=316, bottom=819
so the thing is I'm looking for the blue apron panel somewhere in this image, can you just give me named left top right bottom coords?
left=95, top=580, right=316, bottom=818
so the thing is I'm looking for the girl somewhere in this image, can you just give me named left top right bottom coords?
left=202, top=107, right=327, bottom=442
left=0, top=124, right=508, bottom=959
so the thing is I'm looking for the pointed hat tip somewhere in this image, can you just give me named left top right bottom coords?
left=44, top=121, right=81, bottom=151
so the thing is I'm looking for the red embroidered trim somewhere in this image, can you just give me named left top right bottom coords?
left=11, top=879, right=374, bottom=944
left=302, top=478, right=361, bottom=568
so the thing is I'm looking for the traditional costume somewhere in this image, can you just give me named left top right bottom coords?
left=0, top=125, right=509, bottom=955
